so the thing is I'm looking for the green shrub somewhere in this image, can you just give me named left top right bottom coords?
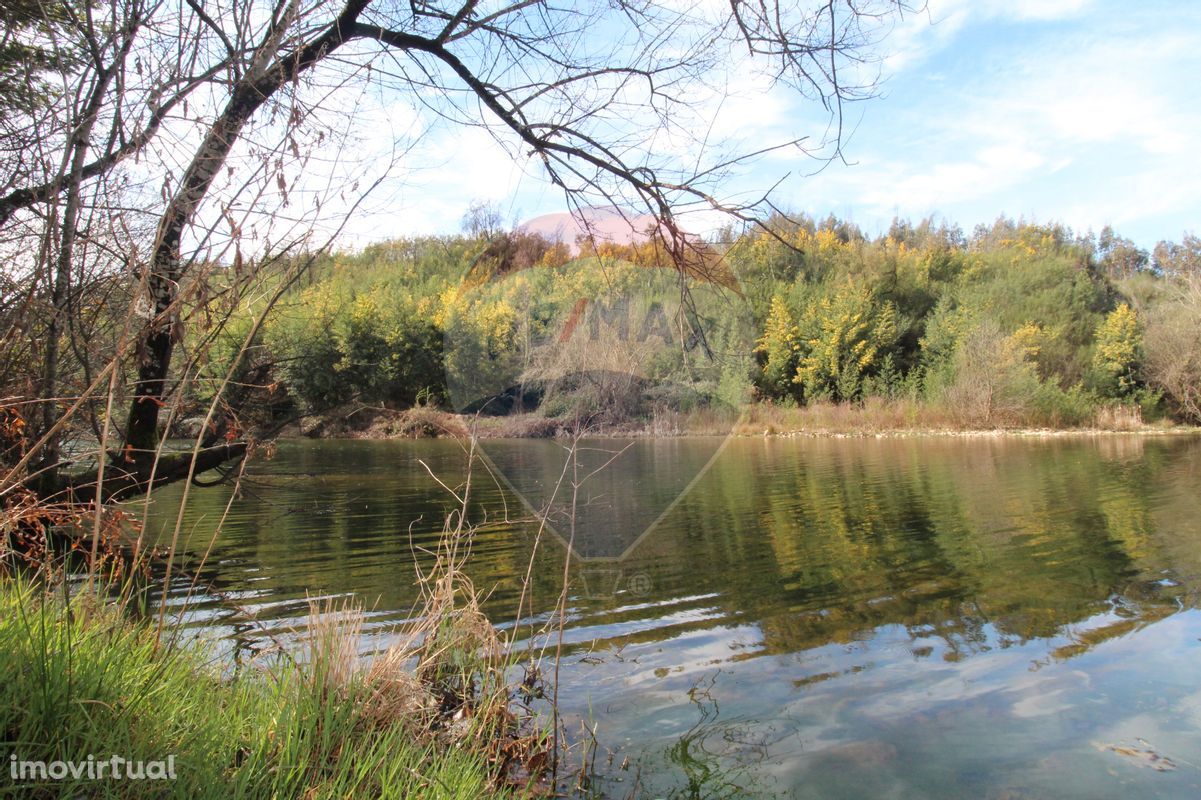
left=1031, top=382, right=1098, bottom=428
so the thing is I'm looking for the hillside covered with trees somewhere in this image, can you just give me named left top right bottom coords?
left=197, top=214, right=1201, bottom=435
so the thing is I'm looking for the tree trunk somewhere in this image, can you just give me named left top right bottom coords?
left=122, top=0, right=370, bottom=481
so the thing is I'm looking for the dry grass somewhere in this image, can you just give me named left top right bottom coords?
left=732, top=398, right=958, bottom=436
left=310, top=395, right=1192, bottom=443
left=297, top=458, right=554, bottom=793
left=354, top=406, right=471, bottom=439
left=439, top=406, right=738, bottom=438
left=303, top=598, right=439, bottom=738
left=470, top=413, right=565, bottom=438
left=730, top=398, right=1189, bottom=437
left=643, top=406, right=740, bottom=436
left=1092, top=403, right=1146, bottom=432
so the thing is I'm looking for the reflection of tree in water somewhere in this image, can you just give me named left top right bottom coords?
left=1042, top=579, right=1188, bottom=665
left=144, top=436, right=1201, bottom=674
left=140, top=441, right=559, bottom=655
left=609, top=437, right=1201, bottom=669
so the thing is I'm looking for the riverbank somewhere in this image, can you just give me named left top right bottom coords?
left=729, top=400, right=1201, bottom=438
left=0, top=577, right=538, bottom=799
left=294, top=399, right=1200, bottom=441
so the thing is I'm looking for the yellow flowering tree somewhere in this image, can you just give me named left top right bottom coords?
left=754, top=295, right=800, bottom=400
left=1092, top=303, right=1142, bottom=396
left=794, top=282, right=898, bottom=402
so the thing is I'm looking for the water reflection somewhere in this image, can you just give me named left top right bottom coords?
left=146, top=434, right=1201, bottom=797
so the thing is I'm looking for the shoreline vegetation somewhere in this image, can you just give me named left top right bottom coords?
left=0, top=579, right=523, bottom=799
left=290, top=400, right=1201, bottom=441
left=173, top=215, right=1201, bottom=453
left=1, top=506, right=561, bottom=799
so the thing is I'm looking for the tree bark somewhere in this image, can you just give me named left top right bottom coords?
left=122, top=0, right=371, bottom=481
left=60, top=442, right=248, bottom=503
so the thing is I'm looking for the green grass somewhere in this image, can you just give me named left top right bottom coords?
left=0, top=578, right=507, bottom=799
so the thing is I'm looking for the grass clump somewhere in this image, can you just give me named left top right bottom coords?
left=0, top=577, right=512, bottom=799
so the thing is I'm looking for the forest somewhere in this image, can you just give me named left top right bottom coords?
left=192, top=213, right=1201, bottom=436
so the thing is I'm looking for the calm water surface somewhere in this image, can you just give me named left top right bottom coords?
left=146, top=435, right=1201, bottom=799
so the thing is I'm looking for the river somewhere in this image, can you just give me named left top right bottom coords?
left=145, top=434, right=1201, bottom=798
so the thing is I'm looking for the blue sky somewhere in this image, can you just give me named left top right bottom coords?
left=344, top=0, right=1201, bottom=250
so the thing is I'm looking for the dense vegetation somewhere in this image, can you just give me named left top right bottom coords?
left=202, top=215, right=1201, bottom=433
left=0, top=578, right=514, bottom=799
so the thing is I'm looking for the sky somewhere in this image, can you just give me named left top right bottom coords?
left=338, top=0, right=1201, bottom=250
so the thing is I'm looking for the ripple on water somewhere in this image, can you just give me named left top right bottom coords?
left=144, top=435, right=1201, bottom=798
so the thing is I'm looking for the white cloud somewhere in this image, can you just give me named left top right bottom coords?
left=857, top=144, right=1046, bottom=210
left=882, top=0, right=1095, bottom=74
left=982, top=0, right=1093, bottom=21
left=754, top=2, right=1201, bottom=245
left=319, top=1, right=1201, bottom=248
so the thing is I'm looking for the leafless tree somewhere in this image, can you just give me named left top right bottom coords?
left=1143, top=272, right=1201, bottom=423
left=0, top=0, right=913, bottom=504
left=942, top=321, right=1038, bottom=427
